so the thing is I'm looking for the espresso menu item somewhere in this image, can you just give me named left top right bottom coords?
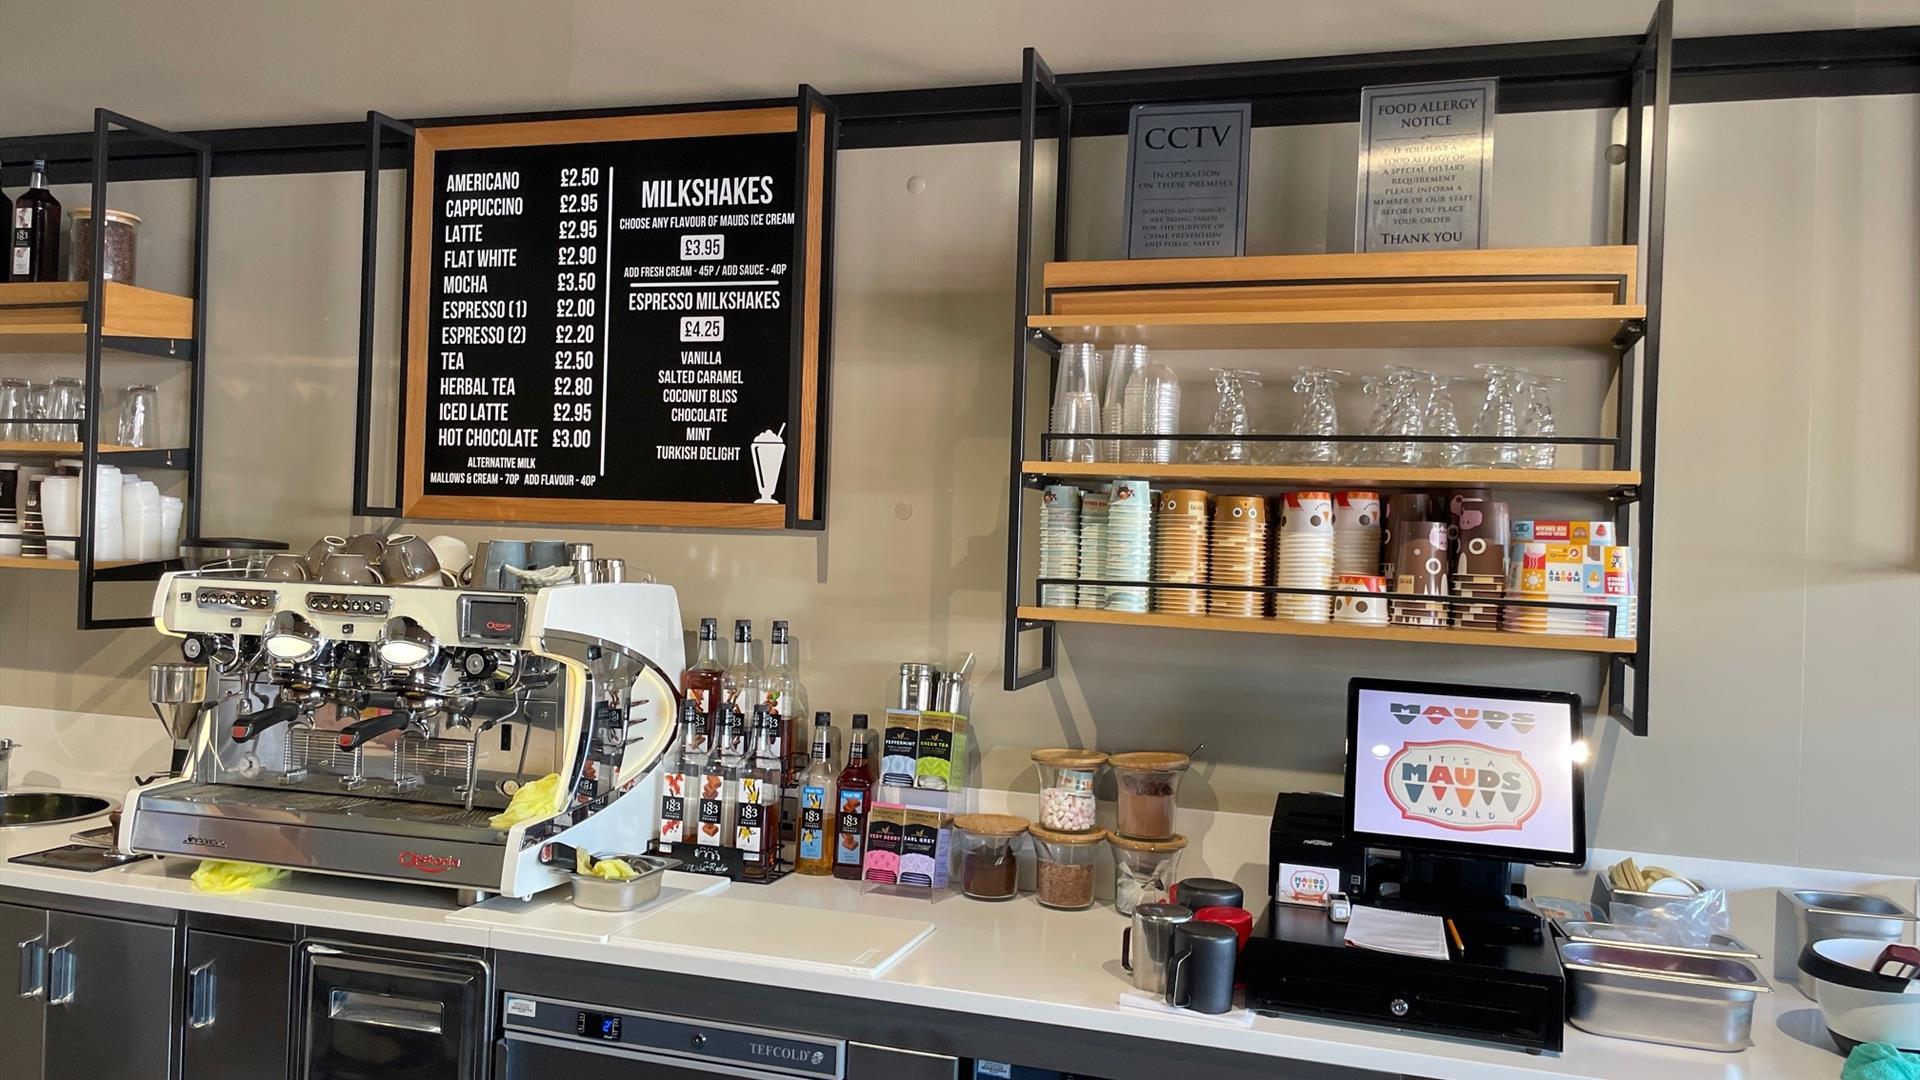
left=404, top=105, right=830, bottom=528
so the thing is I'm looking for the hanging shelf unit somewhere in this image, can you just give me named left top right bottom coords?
left=1002, top=3, right=1671, bottom=735
left=0, top=109, right=210, bottom=628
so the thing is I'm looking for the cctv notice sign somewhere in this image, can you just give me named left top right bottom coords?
left=1123, top=103, right=1251, bottom=259
left=1356, top=79, right=1496, bottom=253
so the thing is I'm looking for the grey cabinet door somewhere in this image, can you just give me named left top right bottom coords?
left=44, top=910, right=179, bottom=1080
left=182, top=930, right=292, bottom=1080
left=848, top=1043, right=959, bottom=1080
left=0, top=902, right=47, bottom=1080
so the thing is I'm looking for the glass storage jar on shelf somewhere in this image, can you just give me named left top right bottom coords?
left=953, top=814, right=1030, bottom=902
left=1031, top=748, right=1106, bottom=833
left=1109, top=832, right=1187, bottom=916
left=1108, top=751, right=1189, bottom=841
left=1029, top=825, right=1106, bottom=910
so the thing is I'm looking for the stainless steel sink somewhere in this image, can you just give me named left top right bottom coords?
left=0, top=792, right=114, bottom=828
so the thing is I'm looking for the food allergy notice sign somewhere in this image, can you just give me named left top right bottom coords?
left=1355, top=79, right=1496, bottom=253
left=403, top=100, right=832, bottom=528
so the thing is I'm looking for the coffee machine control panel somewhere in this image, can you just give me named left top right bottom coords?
left=194, top=586, right=278, bottom=611
left=308, top=592, right=392, bottom=617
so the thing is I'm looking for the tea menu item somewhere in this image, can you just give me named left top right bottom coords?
left=914, top=711, right=966, bottom=791
left=861, top=803, right=907, bottom=884
left=401, top=105, right=830, bottom=528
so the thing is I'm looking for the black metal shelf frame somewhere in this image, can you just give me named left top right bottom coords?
left=1002, top=3, right=1671, bottom=737
left=0, top=109, right=210, bottom=629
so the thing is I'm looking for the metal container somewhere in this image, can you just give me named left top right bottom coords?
left=569, top=854, right=679, bottom=912
left=1591, top=870, right=1712, bottom=918
left=1776, top=889, right=1919, bottom=998
left=898, top=662, right=938, bottom=711
left=0, top=738, right=14, bottom=791
left=1559, top=941, right=1771, bottom=1052
left=1555, top=919, right=1759, bottom=959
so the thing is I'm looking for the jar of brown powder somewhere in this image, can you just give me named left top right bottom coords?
left=1109, top=751, right=1189, bottom=841
left=1030, top=825, right=1105, bottom=910
left=953, top=813, right=1029, bottom=901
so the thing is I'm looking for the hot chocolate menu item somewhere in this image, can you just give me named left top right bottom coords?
left=403, top=103, right=831, bottom=528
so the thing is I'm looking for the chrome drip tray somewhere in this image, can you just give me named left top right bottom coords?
left=138, top=782, right=507, bottom=844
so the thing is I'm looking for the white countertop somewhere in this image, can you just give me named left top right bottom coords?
left=0, top=782, right=1889, bottom=1080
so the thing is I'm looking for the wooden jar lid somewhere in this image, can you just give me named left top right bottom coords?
left=1108, top=750, right=1191, bottom=771
left=954, top=813, right=1031, bottom=837
left=1030, top=748, right=1108, bottom=770
left=1108, top=832, right=1189, bottom=853
left=1027, top=824, right=1109, bottom=845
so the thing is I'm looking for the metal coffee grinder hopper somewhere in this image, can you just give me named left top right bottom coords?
left=147, top=662, right=209, bottom=780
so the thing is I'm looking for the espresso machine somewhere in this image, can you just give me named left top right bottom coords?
left=117, top=572, right=685, bottom=902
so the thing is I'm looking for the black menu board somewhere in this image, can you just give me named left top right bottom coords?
left=403, top=103, right=831, bottom=528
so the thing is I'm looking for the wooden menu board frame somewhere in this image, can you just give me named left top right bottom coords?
left=401, top=90, right=835, bottom=530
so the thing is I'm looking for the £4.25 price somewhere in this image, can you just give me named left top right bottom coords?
left=679, top=316, right=724, bottom=342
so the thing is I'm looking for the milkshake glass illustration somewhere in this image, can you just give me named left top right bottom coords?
left=751, top=424, right=787, bottom=504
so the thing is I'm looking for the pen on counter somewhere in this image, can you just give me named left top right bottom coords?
left=1445, top=918, right=1465, bottom=955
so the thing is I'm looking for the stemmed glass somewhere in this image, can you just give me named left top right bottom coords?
left=1421, top=375, right=1472, bottom=469
left=1518, top=371, right=1563, bottom=469
left=1467, top=363, right=1525, bottom=468
left=1187, top=368, right=1261, bottom=465
left=1374, top=366, right=1431, bottom=468
left=1281, top=366, right=1349, bottom=465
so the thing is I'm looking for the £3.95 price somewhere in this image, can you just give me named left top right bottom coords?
left=679, top=316, right=724, bottom=343
left=679, top=233, right=724, bottom=261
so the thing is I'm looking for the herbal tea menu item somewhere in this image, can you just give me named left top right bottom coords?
left=1109, top=751, right=1190, bottom=841
left=881, top=709, right=920, bottom=787
left=401, top=106, right=829, bottom=528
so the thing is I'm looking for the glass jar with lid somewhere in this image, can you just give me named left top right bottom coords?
left=1108, top=832, right=1187, bottom=916
left=1108, top=751, right=1190, bottom=841
left=1031, top=747, right=1106, bottom=833
left=952, top=813, right=1029, bottom=901
left=1029, top=825, right=1106, bottom=910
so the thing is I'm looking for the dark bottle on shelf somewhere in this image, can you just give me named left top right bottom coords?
left=10, top=160, right=61, bottom=283
left=0, top=167, right=11, bottom=283
left=831, top=714, right=876, bottom=880
left=681, top=617, right=724, bottom=728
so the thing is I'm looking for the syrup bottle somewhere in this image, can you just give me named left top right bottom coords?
left=831, top=714, right=875, bottom=880
left=738, top=705, right=784, bottom=880
left=795, top=714, right=837, bottom=875
left=681, top=618, right=724, bottom=726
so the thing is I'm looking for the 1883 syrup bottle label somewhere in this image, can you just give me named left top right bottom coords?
left=735, top=776, right=768, bottom=862
left=659, top=770, right=688, bottom=844
left=798, top=783, right=828, bottom=861
left=696, top=772, right=728, bottom=847
left=834, top=789, right=866, bottom=867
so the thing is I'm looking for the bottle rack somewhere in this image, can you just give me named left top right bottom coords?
left=649, top=840, right=794, bottom=886
left=0, top=108, right=210, bottom=628
left=1001, top=3, right=1672, bottom=735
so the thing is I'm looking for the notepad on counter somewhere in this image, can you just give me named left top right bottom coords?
left=1343, top=905, right=1451, bottom=960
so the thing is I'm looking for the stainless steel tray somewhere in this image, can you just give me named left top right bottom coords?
left=1559, top=941, right=1771, bottom=1052
left=1554, top=919, right=1760, bottom=959
left=570, top=855, right=680, bottom=912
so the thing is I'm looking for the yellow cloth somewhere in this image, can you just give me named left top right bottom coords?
left=191, top=860, right=289, bottom=893
left=489, top=772, right=564, bottom=828
left=575, top=849, right=639, bottom=880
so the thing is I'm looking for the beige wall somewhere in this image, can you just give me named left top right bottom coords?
left=0, top=40, right=1914, bottom=874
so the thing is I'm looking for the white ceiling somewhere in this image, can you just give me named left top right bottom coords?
left=2, top=0, right=1916, bottom=137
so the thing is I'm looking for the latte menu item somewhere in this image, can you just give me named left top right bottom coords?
left=402, top=103, right=830, bottom=528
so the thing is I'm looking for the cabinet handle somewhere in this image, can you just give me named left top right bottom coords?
left=46, top=942, right=74, bottom=1007
left=15, top=935, right=45, bottom=999
left=187, top=959, right=217, bottom=1029
left=327, top=989, right=444, bottom=1036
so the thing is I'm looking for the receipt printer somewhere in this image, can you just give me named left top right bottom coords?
left=1269, top=791, right=1369, bottom=907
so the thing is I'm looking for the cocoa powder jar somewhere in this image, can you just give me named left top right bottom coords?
left=953, top=813, right=1029, bottom=902
left=1109, top=751, right=1190, bottom=841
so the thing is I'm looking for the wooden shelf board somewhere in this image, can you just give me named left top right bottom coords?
left=0, top=441, right=163, bottom=455
left=0, top=556, right=148, bottom=571
left=1042, top=246, right=1639, bottom=292
left=1019, top=605, right=1636, bottom=655
left=0, top=281, right=195, bottom=351
left=1029, top=305, right=1644, bottom=350
left=1023, top=461, right=1638, bottom=494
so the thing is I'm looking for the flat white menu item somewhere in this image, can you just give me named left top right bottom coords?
left=1343, top=905, right=1451, bottom=961
left=613, top=895, right=934, bottom=977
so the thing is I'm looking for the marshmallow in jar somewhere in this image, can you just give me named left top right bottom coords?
left=1031, top=748, right=1108, bottom=833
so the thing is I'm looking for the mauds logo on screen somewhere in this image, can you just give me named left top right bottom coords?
left=1388, top=700, right=1537, bottom=734
left=1385, top=740, right=1541, bottom=832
